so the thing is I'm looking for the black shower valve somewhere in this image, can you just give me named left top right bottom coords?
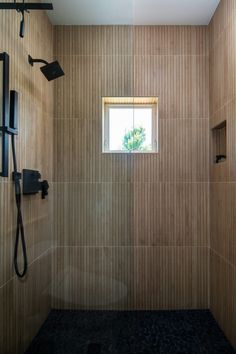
left=22, top=169, right=49, bottom=199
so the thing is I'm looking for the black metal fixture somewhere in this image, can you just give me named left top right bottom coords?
left=22, top=169, right=49, bottom=199
left=0, top=53, right=49, bottom=278
left=28, top=55, right=65, bottom=81
left=215, top=155, right=226, bottom=164
left=10, top=90, right=28, bottom=278
left=0, top=1, right=53, bottom=38
left=0, top=52, right=10, bottom=177
left=10, top=92, right=49, bottom=278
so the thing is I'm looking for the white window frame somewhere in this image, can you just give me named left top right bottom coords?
left=102, top=98, right=158, bottom=154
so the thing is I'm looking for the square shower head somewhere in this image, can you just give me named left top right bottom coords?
left=40, top=61, right=64, bottom=81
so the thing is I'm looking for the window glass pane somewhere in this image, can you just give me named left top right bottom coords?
left=109, top=108, right=133, bottom=151
left=109, top=107, right=152, bottom=151
left=133, top=108, right=152, bottom=151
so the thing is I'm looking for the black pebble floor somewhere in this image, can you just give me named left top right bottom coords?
left=25, top=310, right=236, bottom=354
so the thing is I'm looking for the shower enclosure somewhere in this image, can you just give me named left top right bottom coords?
left=1, top=0, right=236, bottom=352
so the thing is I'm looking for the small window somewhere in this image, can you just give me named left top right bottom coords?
left=102, top=97, right=158, bottom=153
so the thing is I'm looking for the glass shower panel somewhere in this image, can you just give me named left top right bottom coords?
left=0, top=61, right=2, bottom=171
left=51, top=0, right=136, bottom=314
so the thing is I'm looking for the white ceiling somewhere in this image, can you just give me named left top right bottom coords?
left=46, top=0, right=220, bottom=26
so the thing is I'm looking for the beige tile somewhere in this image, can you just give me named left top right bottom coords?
left=159, top=119, right=209, bottom=182
left=134, top=246, right=209, bottom=310
left=209, top=1, right=236, bottom=350
left=0, top=251, right=51, bottom=354
left=134, top=55, right=209, bottom=120
left=134, top=26, right=209, bottom=56
left=52, top=26, right=210, bottom=318
left=54, top=55, right=103, bottom=120
left=52, top=246, right=134, bottom=310
left=158, top=183, right=209, bottom=247
left=53, top=119, right=132, bottom=183
left=0, top=5, right=53, bottom=353
left=54, top=182, right=133, bottom=247
left=52, top=246, right=208, bottom=311
left=133, top=182, right=209, bottom=247
left=209, top=0, right=236, bottom=50
left=210, top=250, right=236, bottom=349
left=54, top=25, right=134, bottom=56
left=209, top=18, right=236, bottom=117
left=210, top=183, right=236, bottom=268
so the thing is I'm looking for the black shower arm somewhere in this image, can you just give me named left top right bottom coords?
left=28, top=55, right=49, bottom=67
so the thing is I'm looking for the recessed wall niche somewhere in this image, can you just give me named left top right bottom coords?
left=212, top=121, right=226, bottom=164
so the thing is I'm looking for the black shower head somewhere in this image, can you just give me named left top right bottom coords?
left=28, top=55, right=65, bottom=81
left=40, top=61, right=65, bottom=81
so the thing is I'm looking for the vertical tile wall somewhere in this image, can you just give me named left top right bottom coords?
left=52, top=25, right=210, bottom=310
left=0, top=7, right=53, bottom=354
left=209, top=0, right=236, bottom=348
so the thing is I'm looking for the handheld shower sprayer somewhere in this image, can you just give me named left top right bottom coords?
left=1, top=54, right=51, bottom=278
left=10, top=91, right=28, bottom=278
left=10, top=91, right=50, bottom=278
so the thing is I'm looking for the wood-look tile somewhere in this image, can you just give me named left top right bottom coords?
left=159, top=183, right=209, bottom=247
left=53, top=119, right=131, bottom=182
left=52, top=246, right=134, bottom=310
left=209, top=19, right=236, bottom=117
left=54, top=182, right=133, bottom=247
left=54, top=55, right=103, bottom=120
left=19, top=251, right=51, bottom=351
left=209, top=0, right=236, bottom=50
left=134, top=246, right=209, bottom=310
left=54, top=118, right=209, bottom=183
left=134, top=26, right=209, bottom=56
left=0, top=5, right=53, bottom=354
left=134, top=55, right=209, bottom=120
left=210, top=1, right=236, bottom=349
left=159, top=119, right=209, bottom=182
left=228, top=116, right=236, bottom=182
left=130, top=154, right=160, bottom=182
left=52, top=246, right=208, bottom=310
left=210, top=250, right=236, bottom=349
left=133, top=182, right=161, bottom=246
left=102, top=54, right=134, bottom=98
left=54, top=54, right=134, bottom=120
left=54, top=25, right=134, bottom=56
left=133, top=182, right=209, bottom=247
left=53, top=25, right=210, bottom=314
left=0, top=279, right=19, bottom=354
left=0, top=251, right=51, bottom=354
left=210, top=183, right=236, bottom=268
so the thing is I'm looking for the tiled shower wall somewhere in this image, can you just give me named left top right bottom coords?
left=52, top=26, right=210, bottom=310
left=209, top=0, right=236, bottom=348
left=0, top=8, right=53, bottom=354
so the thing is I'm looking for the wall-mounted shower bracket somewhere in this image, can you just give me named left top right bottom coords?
left=0, top=89, right=19, bottom=177
left=0, top=2, right=54, bottom=38
left=0, top=52, right=10, bottom=177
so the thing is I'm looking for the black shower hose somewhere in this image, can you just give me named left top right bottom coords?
left=11, top=134, right=28, bottom=278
